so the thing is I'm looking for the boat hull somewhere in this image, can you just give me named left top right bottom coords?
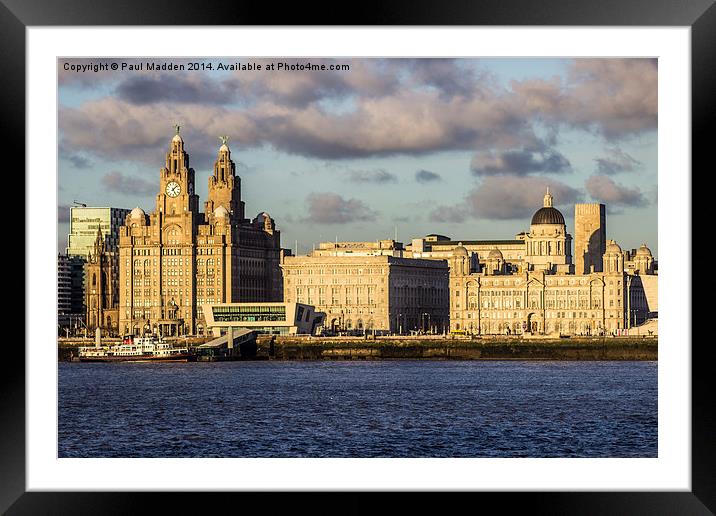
left=78, top=354, right=197, bottom=363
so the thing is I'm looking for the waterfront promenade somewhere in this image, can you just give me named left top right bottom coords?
left=58, top=334, right=657, bottom=361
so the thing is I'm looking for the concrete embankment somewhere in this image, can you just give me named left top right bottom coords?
left=58, top=336, right=657, bottom=361
left=255, top=336, right=657, bottom=361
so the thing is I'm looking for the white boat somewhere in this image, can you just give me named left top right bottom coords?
left=78, top=334, right=196, bottom=362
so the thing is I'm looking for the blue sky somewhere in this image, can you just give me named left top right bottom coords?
left=58, top=57, right=657, bottom=257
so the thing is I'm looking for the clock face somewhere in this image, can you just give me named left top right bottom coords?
left=166, top=181, right=181, bottom=197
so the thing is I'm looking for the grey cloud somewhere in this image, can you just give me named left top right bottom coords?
left=594, top=147, right=642, bottom=175
left=404, top=58, right=480, bottom=98
left=66, top=153, right=92, bottom=169
left=347, top=169, right=397, bottom=184
left=511, top=58, right=657, bottom=139
left=471, top=146, right=571, bottom=176
left=429, top=205, right=469, bottom=223
left=116, top=74, right=236, bottom=105
left=59, top=75, right=538, bottom=162
left=60, top=58, right=657, bottom=163
left=585, top=175, right=647, bottom=207
left=303, top=192, right=378, bottom=224
left=415, top=169, right=442, bottom=183
left=101, top=171, right=156, bottom=196
left=464, top=175, right=583, bottom=220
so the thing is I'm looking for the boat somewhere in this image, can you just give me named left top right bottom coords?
left=78, top=334, right=197, bottom=362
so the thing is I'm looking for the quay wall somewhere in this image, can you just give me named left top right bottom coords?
left=256, top=336, right=657, bottom=361
left=58, top=336, right=657, bottom=361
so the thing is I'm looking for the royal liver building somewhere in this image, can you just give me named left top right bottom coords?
left=118, top=130, right=282, bottom=337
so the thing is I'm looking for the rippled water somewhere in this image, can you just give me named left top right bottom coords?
left=58, top=360, right=657, bottom=458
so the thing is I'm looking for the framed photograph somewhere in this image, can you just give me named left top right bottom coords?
left=8, top=0, right=713, bottom=513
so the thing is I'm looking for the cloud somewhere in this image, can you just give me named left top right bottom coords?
left=415, top=169, right=442, bottom=183
left=58, top=205, right=71, bottom=223
left=585, top=175, right=647, bottom=207
left=404, top=58, right=481, bottom=98
left=429, top=205, right=469, bottom=223
left=465, top=176, right=583, bottom=220
left=347, top=168, right=397, bottom=184
left=470, top=145, right=571, bottom=176
left=430, top=176, right=582, bottom=222
left=101, top=171, right=156, bottom=196
left=116, top=74, right=236, bottom=105
left=594, top=147, right=642, bottom=175
left=302, top=192, right=378, bottom=224
left=66, top=153, right=92, bottom=169
left=511, top=58, right=657, bottom=139
left=59, top=58, right=657, bottom=165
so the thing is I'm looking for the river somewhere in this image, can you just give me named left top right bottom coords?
left=58, top=360, right=657, bottom=458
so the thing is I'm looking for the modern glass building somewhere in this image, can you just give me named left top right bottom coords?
left=202, top=302, right=325, bottom=336
left=66, top=207, right=131, bottom=257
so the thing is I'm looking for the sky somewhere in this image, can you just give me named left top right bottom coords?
left=57, top=57, right=658, bottom=257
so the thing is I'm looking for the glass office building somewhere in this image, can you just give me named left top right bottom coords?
left=66, top=207, right=131, bottom=257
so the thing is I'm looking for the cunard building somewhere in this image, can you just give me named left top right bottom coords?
left=118, top=129, right=283, bottom=337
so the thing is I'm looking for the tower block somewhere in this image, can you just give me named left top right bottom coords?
left=574, top=203, right=606, bottom=274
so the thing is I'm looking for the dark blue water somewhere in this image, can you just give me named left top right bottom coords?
left=58, top=360, right=657, bottom=458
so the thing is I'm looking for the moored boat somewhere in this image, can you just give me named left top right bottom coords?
left=78, top=334, right=197, bottom=362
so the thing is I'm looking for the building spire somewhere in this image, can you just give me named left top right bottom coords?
left=543, top=186, right=553, bottom=208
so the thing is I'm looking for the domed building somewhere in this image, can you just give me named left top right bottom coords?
left=633, top=243, right=654, bottom=274
left=118, top=130, right=283, bottom=337
left=409, top=189, right=656, bottom=337
left=484, top=247, right=505, bottom=275
left=524, top=188, right=572, bottom=272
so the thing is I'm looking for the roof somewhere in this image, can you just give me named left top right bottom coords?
left=531, top=206, right=565, bottom=225
left=433, top=240, right=523, bottom=247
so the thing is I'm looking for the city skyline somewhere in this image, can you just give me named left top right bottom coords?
left=58, top=57, right=658, bottom=256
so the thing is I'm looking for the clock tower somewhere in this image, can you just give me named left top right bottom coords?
left=204, top=135, right=244, bottom=222
left=156, top=126, right=199, bottom=219
left=119, top=129, right=283, bottom=338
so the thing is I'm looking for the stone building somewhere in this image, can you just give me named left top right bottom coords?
left=574, top=203, right=606, bottom=274
left=408, top=190, right=572, bottom=274
left=310, top=240, right=405, bottom=257
left=118, top=130, right=282, bottom=337
left=409, top=190, right=656, bottom=335
left=85, top=228, right=120, bottom=334
left=281, top=254, right=449, bottom=334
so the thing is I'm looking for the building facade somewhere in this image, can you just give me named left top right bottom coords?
left=574, top=203, right=606, bottom=274
left=85, top=228, right=120, bottom=334
left=202, top=302, right=325, bottom=336
left=409, top=191, right=655, bottom=335
left=67, top=207, right=131, bottom=258
left=281, top=254, right=449, bottom=334
left=118, top=131, right=282, bottom=337
left=310, top=240, right=406, bottom=257
left=57, top=253, right=86, bottom=333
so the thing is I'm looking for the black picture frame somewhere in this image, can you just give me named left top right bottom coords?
left=5, top=1, right=713, bottom=513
